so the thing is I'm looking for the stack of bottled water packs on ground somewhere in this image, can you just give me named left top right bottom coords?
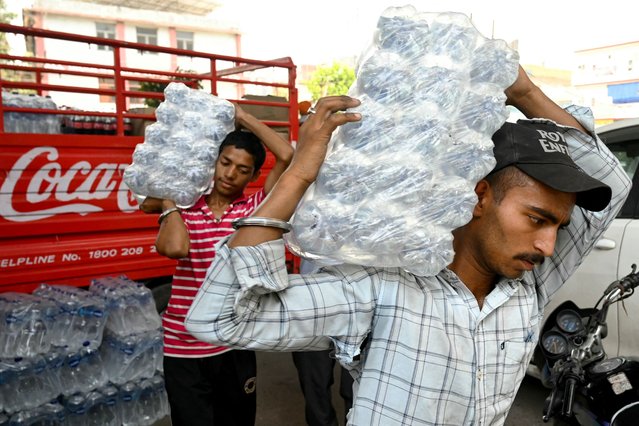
left=90, top=276, right=163, bottom=387
left=0, top=278, right=168, bottom=426
left=123, top=82, right=236, bottom=208
left=286, top=6, right=519, bottom=276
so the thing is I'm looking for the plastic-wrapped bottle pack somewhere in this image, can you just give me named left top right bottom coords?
left=89, top=276, right=162, bottom=336
left=32, top=284, right=108, bottom=351
left=286, top=6, right=519, bottom=276
left=0, top=293, right=56, bottom=359
left=123, top=82, right=236, bottom=208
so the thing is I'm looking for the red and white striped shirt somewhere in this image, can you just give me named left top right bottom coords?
left=163, top=189, right=265, bottom=358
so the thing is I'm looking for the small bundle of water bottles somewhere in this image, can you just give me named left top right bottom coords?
left=0, top=276, right=168, bottom=426
left=1, top=92, right=60, bottom=134
left=123, top=82, right=236, bottom=208
left=286, top=6, right=520, bottom=276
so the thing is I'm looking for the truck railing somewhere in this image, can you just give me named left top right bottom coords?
left=0, top=23, right=299, bottom=291
left=0, top=23, right=298, bottom=138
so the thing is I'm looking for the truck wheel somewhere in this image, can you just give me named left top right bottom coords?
left=151, top=281, right=172, bottom=314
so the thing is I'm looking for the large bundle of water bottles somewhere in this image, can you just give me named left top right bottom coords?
left=286, top=6, right=520, bottom=276
left=0, top=276, right=168, bottom=426
left=123, top=82, right=236, bottom=208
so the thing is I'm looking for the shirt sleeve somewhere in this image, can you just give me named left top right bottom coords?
left=251, top=187, right=266, bottom=209
left=185, top=238, right=379, bottom=365
left=534, top=105, right=632, bottom=303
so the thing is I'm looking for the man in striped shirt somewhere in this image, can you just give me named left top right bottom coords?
left=142, top=104, right=293, bottom=426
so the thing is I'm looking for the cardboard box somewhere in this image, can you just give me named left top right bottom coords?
left=241, top=94, right=290, bottom=140
left=241, top=94, right=289, bottom=122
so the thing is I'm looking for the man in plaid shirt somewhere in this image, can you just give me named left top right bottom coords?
left=186, top=68, right=631, bottom=425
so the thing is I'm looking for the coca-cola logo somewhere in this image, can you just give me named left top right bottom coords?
left=0, top=147, right=138, bottom=222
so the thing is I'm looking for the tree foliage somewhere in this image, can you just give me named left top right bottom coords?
left=306, top=62, right=356, bottom=101
left=0, top=0, right=16, bottom=54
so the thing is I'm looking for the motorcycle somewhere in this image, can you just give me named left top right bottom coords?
left=539, top=264, right=639, bottom=425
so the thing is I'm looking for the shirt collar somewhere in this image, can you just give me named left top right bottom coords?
left=192, top=191, right=250, bottom=210
left=438, top=267, right=532, bottom=290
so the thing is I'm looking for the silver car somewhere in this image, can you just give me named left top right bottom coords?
left=528, top=118, right=639, bottom=377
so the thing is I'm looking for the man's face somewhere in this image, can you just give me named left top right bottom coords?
left=475, top=177, right=577, bottom=279
left=213, top=146, right=259, bottom=197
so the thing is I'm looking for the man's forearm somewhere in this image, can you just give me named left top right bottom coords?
left=229, top=96, right=362, bottom=248
left=229, top=172, right=309, bottom=248
left=506, top=66, right=588, bottom=134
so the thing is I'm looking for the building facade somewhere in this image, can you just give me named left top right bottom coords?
left=573, top=41, right=639, bottom=125
left=18, top=0, right=242, bottom=110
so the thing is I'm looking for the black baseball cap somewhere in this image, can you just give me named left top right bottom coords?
left=490, top=119, right=612, bottom=212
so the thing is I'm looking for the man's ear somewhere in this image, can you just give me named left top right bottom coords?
left=250, top=169, right=261, bottom=183
left=473, top=180, right=491, bottom=217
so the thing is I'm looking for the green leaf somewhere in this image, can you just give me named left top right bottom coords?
left=305, top=62, right=356, bottom=101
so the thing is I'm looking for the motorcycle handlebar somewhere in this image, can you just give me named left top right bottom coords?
left=604, top=264, right=638, bottom=296
left=562, top=377, right=577, bottom=417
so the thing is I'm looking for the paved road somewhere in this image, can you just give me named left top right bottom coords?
left=256, top=352, right=550, bottom=426
left=158, top=351, right=551, bottom=425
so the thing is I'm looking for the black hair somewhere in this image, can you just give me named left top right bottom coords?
left=484, top=166, right=533, bottom=204
left=218, top=129, right=266, bottom=173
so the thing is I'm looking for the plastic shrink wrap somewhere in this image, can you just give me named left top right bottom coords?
left=123, top=82, right=236, bottom=208
left=286, top=6, right=520, bottom=276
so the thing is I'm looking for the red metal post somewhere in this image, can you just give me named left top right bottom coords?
left=113, top=46, right=126, bottom=136
left=210, top=59, right=218, bottom=96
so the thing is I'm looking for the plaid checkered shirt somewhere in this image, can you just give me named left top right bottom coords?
left=186, top=106, right=632, bottom=425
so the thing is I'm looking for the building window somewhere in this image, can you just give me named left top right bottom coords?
left=137, top=27, right=158, bottom=54
left=98, top=78, right=115, bottom=103
left=176, top=31, right=194, bottom=50
left=96, top=22, right=116, bottom=51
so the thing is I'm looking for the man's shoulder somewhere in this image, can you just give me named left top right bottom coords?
left=318, top=263, right=404, bottom=285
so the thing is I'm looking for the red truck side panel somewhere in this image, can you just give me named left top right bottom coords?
left=0, top=133, right=177, bottom=290
left=0, top=24, right=299, bottom=292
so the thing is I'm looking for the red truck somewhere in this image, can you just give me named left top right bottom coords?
left=0, top=23, right=299, bottom=308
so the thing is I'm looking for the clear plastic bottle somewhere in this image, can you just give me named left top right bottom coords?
left=84, top=390, right=118, bottom=426
left=7, top=402, right=65, bottom=426
left=25, top=94, right=39, bottom=134
left=31, top=95, right=48, bottom=134
left=43, top=95, right=60, bottom=134
left=118, top=381, right=140, bottom=426
left=2, top=92, right=16, bottom=133
left=0, top=293, right=55, bottom=358
left=1, top=356, right=57, bottom=414
left=96, top=384, right=120, bottom=426
left=137, top=378, right=157, bottom=425
left=100, top=328, right=161, bottom=385
left=0, top=361, right=15, bottom=413
left=150, top=374, right=170, bottom=420
left=62, top=393, right=88, bottom=426
left=59, top=345, right=108, bottom=396
left=10, top=93, right=26, bottom=133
